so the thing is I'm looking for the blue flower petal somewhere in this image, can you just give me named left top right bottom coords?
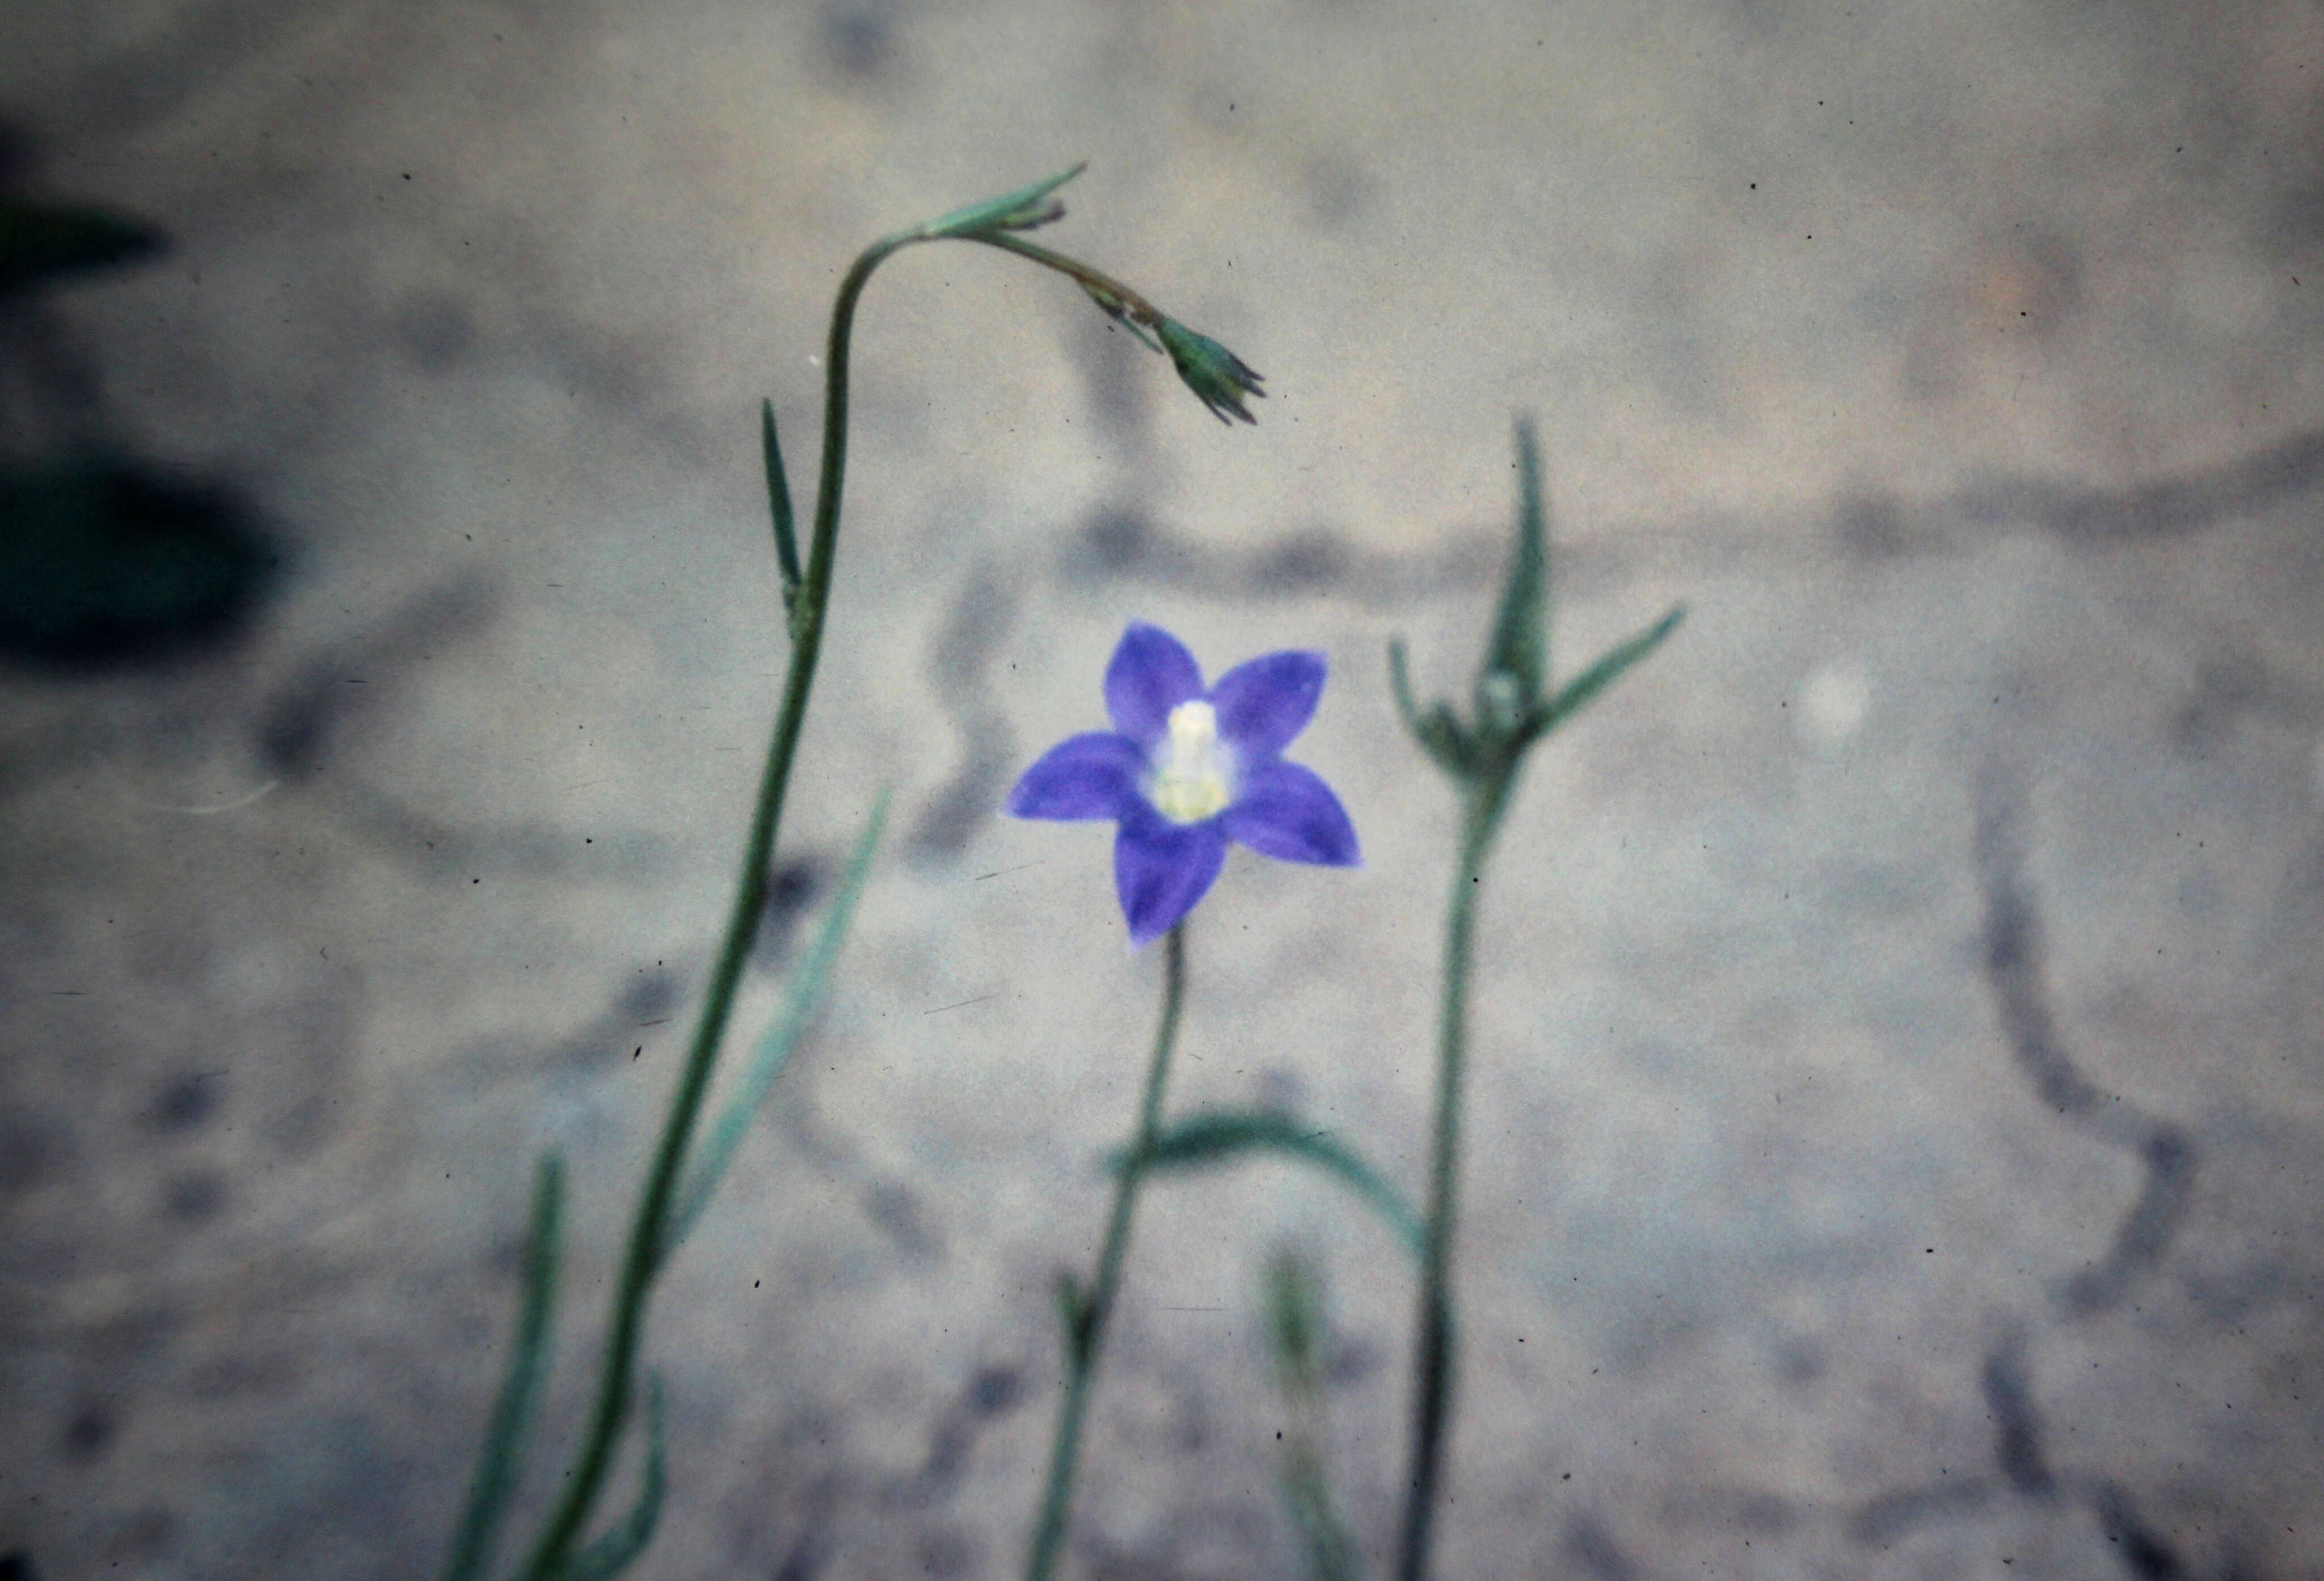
left=1114, top=810, right=1229, bottom=946
left=1007, top=731, right=1148, bottom=821
left=1210, top=649, right=1326, bottom=760
left=1219, top=760, right=1360, bottom=867
left=1104, top=623, right=1205, bottom=748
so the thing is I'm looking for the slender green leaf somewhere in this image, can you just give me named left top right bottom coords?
left=1284, top=1456, right=1362, bottom=1581
left=1386, top=638, right=1478, bottom=781
left=1114, top=1110, right=1423, bottom=1260
left=441, top=1154, right=564, bottom=1581
left=1264, top=1250, right=1360, bottom=1581
left=1480, top=419, right=1549, bottom=704
left=918, top=162, right=1085, bottom=241
left=562, top=1375, right=667, bottom=1581
left=664, top=793, right=887, bottom=1259
left=1266, top=1247, right=1323, bottom=1396
left=760, top=400, right=801, bottom=612
left=1527, top=603, right=1685, bottom=744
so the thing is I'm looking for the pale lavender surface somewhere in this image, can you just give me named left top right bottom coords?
left=2, top=3, right=2320, bottom=1579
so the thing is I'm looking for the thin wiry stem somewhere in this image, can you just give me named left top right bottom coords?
left=514, top=174, right=1246, bottom=1578
left=1025, top=924, right=1189, bottom=1581
left=518, top=227, right=908, bottom=1581
left=974, top=233, right=1170, bottom=338
left=1396, top=770, right=1515, bottom=1581
left=1384, top=421, right=1681, bottom=1581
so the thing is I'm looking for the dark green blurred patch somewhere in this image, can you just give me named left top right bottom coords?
left=0, top=196, right=167, bottom=297
left=0, top=190, right=269, bottom=669
left=0, top=456, right=278, bottom=671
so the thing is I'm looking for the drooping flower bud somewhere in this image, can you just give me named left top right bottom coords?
left=1155, top=317, right=1266, bottom=426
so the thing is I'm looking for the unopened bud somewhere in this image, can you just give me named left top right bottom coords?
left=1155, top=317, right=1266, bottom=425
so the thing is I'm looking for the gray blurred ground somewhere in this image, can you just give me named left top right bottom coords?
left=3, top=1, right=2321, bottom=1576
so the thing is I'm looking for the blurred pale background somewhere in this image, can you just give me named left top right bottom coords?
left=3, top=1, right=2320, bottom=1577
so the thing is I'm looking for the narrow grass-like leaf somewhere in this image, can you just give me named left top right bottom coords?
left=1114, top=1110, right=1423, bottom=1259
left=1386, top=638, right=1478, bottom=781
left=1266, top=1251, right=1361, bottom=1581
left=562, top=1374, right=667, bottom=1581
left=441, top=1154, right=564, bottom=1581
left=761, top=400, right=801, bottom=613
left=665, top=793, right=888, bottom=1260
left=1480, top=420, right=1549, bottom=704
left=1266, top=1247, right=1323, bottom=1396
left=1528, top=603, right=1686, bottom=744
left=1284, top=1457, right=1362, bottom=1581
left=918, top=162, right=1085, bottom=241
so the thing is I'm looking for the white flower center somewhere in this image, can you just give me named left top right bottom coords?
left=1148, top=700, right=1233, bottom=824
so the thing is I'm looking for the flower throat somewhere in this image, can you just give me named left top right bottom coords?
left=1149, top=700, right=1233, bottom=823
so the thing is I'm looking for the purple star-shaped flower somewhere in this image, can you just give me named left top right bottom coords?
left=1008, top=622, right=1361, bottom=946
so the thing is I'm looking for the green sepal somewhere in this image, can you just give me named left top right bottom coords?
left=0, top=197, right=167, bottom=294
left=1522, top=603, right=1686, bottom=747
left=439, top=1154, right=564, bottom=1581
left=1480, top=419, right=1550, bottom=707
left=664, top=792, right=889, bottom=1262
left=1110, top=1108, right=1423, bottom=1260
left=918, top=162, right=1085, bottom=241
left=1388, top=638, right=1482, bottom=781
left=561, top=1373, right=667, bottom=1581
left=760, top=400, right=802, bottom=631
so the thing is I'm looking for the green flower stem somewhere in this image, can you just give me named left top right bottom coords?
left=1382, top=419, right=1682, bottom=1581
left=1396, top=769, right=1516, bottom=1581
left=510, top=163, right=1247, bottom=1580
left=518, top=221, right=919, bottom=1581
left=1026, top=922, right=1189, bottom=1581
left=973, top=232, right=1170, bottom=340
